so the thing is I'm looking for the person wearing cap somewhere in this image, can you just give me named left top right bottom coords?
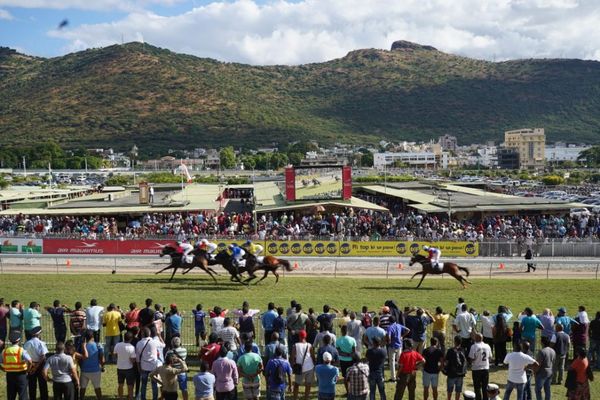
left=314, top=351, right=338, bottom=400
left=462, top=390, right=476, bottom=400
left=24, top=326, right=49, bottom=400
left=291, top=329, right=315, bottom=400
left=346, top=352, right=369, bottom=400
left=237, top=341, right=263, bottom=400
left=486, top=384, right=501, bottom=400
left=555, top=308, right=578, bottom=335
left=242, top=240, right=264, bottom=264
left=43, top=341, right=78, bottom=400
left=196, top=238, right=218, bottom=259
left=1, top=330, right=32, bottom=400
left=395, top=339, right=424, bottom=400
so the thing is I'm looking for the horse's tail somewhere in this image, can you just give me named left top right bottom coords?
left=279, top=259, right=292, bottom=271
left=458, top=265, right=470, bottom=277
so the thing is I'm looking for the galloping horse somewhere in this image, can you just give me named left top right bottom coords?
left=243, top=253, right=293, bottom=284
left=157, top=245, right=218, bottom=282
left=408, top=253, right=472, bottom=289
left=210, top=250, right=249, bottom=285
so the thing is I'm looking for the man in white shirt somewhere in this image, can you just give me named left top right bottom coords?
left=453, top=304, right=476, bottom=354
left=502, top=341, right=538, bottom=400
left=114, top=331, right=137, bottom=400
left=468, top=333, right=492, bottom=400
left=85, top=299, right=104, bottom=343
left=218, top=318, right=240, bottom=352
left=135, top=328, right=159, bottom=400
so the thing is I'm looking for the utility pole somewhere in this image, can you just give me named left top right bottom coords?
left=22, top=156, right=26, bottom=177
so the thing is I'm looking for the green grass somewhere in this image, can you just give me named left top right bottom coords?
left=1, top=274, right=598, bottom=399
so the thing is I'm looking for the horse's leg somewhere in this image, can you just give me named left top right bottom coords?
left=409, top=271, right=423, bottom=281
left=207, top=267, right=219, bottom=275
left=452, top=272, right=466, bottom=288
left=155, top=265, right=173, bottom=275
left=416, top=272, right=427, bottom=288
left=273, top=270, right=280, bottom=284
left=254, top=269, right=271, bottom=285
left=201, top=265, right=218, bottom=283
left=169, top=266, right=178, bottom=282
left=181, top=265, right=195, bottom=275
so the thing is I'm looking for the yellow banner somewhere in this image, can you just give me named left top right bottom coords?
left=264, top=240, right=478, bottom=257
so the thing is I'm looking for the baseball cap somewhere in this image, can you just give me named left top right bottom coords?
left=558, top=307, right=566, bottom=313
left=487, top=384, right=499, bottom=392
left=298, top=330, right=307, bottom=339
left=170, top=303, right=177, bottom=309
left=31, top=326, right=42, bottom=336
left=8, top=331, right=21, bottom=343
left=463, top=391, right=476, bottom=400
left=323, top=352, right=333, bottom=362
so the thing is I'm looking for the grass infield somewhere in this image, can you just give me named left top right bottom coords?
left=0, top=274, right=598, bottom=399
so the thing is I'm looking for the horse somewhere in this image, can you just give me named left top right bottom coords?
left=243, top=253, right=293, bottom=284
left=156, top=245, right=218, bottom=282
left=408, top=253, right=472, bottom=289
left=209, top=250, right=249, bottom=285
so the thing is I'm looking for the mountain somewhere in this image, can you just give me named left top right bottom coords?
left=1, top=41, right=600, bottom=154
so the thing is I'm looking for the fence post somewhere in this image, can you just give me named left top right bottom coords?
left=386, top=262, right=390, bottom=279
left=596, top=263, right=599, bottom=280
left=489, top=262, right=493, bottom=279
left=546, top=262, right=550, bottom=279
left=55, top=258, right=59, bottom=274
left=113, top=258, right=117, bottom=274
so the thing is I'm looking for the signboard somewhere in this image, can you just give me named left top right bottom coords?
left=0, top=238, right=43, bottom=253
left=265, top=240, right=340, bottom=256
left=43, top=239, right=174, bottom=255
left=342, top=166, right=352, bottom=200
left=284, top=167, right=295, bottom=201
left=139, top=182, right=149, bottom=204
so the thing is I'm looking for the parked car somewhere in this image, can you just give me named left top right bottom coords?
left=570, top=208, right=591, bottom=218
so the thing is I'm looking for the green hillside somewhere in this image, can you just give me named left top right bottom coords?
left=1, top=41, right=600, bottom=154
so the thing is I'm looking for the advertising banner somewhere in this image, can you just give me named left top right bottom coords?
left=265, top=240, right=341, bottom=256
left=284, top=167, right=295, bottom=201
left=0, top=238, right=44, bottom=253
left=342, top=166, right=352, bottom=200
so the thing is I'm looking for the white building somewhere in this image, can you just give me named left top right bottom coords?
left=545, top=143, right=591, bottom=162
left=374, top=152, right=449, bottom=169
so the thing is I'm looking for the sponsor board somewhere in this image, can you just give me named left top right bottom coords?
left=0, top=238, right=43, bottom=253
left=43, top=239, right=175, bottom=255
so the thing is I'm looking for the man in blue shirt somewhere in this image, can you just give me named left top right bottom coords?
left=555, top=307, right=578, bottom=335
left=262, top=303, right=279, bottom=345
left=386, top=316, right=411, bottom=382
left=79, top=329, right=105, bottom=400
left=265, top=346, right=292, bottom=400
left=315, top=352, right=338, bottom=400
left=192, top=304, right=206, bottom=347
left=165, top=304, right=182, bottom=349
left=316, top=335, right=339, bottom=365
left=520, top=308, right=543, bottom=352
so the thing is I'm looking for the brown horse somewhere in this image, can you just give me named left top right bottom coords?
left=408, top=253, right=472, bottom=289
left=244, top=253, right=293, bottom=284
left=157, top=245, right=218, bottom=283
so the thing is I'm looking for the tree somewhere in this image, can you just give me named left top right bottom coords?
left=578, top=146, right=600, bottom=166
left=542, top=175, right=564, bottom=186
left=220, top=146, right=236, bottom=169
left=361, top=152, right=374, bottom=167
left=269, top=153, right=289, bottom=169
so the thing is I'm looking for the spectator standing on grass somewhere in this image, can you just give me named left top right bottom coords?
left=346, top=353, right=370, bottom=400
left=200, top=333, right=222, bottom=370
left=313, top=326, right=336, bottom=351
left=519, top=308, right=543, bottom=353
left=264, top=346, right=292, bottom=400
left=337, top=325, right=357, bottom=379
left=69, top=303, right=86, bottom=351
left=571, top=316, right=588, bottom=354
left=192, top=304, right=207, bottom=347
left=64, top=340, right=84, bottom=400
left=9, top=300, right=24, bottom=336
left=264, top=333, right=288, bottom=364
left=193, top=362, right=215, bottom=400
left=468, top=333, right=492, bottom=400
left=550, top=324, right=570, bottom=385
left=291, top=329, right=315, bottom=400
left=555, top=308, right=577, bottom=335
left=422, top=337, right=444, bottom=400
left=406, top=308, right=433, bottom=353
left=45, top=301, right=70, bottom=344
left=538, top=309, right=555, bottom=340
left=85, top=299, right=104, bottom=344
left=317, top=305, right=339, bottom=335
left=315, top=351, right=338, bottom=400
left=125, top=303, right=140, bottom=331
left=534, top=336, right=555, bottom=400
left=502, top=341, right=538, bottom=400
left=386, top=316, right=411, bottom=383
left=262, top=303, right=278, bottom=346
left=165, top=305, right=183, bottom=349
left=1, top=330, right=32, bottom=400
left=24, top=302, right=42, bottom=341
left=0, top=299, right=8, bottom=350
left=24, top=326, right=49, bottom=400
left=589, top=311, right=600, bottom=370
left=272, top=307, right=287, bottom=346
left=139, top=299, right=155, bottom=329
left=42, top=341, right=78, bottom=400
left=432, top=308, right=450, bottom=354
left=364, top=317, right=386, bottom=351
left=366, top=337, right=386, bottom=400
left=154, top=304, right=165, bottom=340
left=102, top=303, right=123, bottom=364
left=212, top=344, right=239, bottom=400
left=444, top=336, right=467, bottom=400
left=480, top=311, right=494, bottom=353
left=210, top=307, right=225, bottom=335
left=453, top=305, right=476, bottom=356
left=316, top=334, right=339, bottom=366
left=288, top=304, right=309, bottom=355
left=347, top=312, right=363, bottom=353
left=167, top=337, right=189, bottom=400
left=150, top=353, right=188, bottom=400
left=218, top=318, right=240, bottom=353
left=566, top=348, right=591, bottom=400
left=79, top=329, right=104, bottom=400
left=136, top=327, right=159, bottom=400
left=395, top=339, right=425, bottom=400
left=238, top=304, right=256, bottom=340
left=237, top=341, right=263, bottom=400
left=114, top=331, right=137, bottom=400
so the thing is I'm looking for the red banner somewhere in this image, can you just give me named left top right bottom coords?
left=43, top=239, right=174, bottom=255
left=285, top=167, right=295, bottom=201
left=342, top=165, right=352, bottom=200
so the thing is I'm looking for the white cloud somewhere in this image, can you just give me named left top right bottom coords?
left=0, top=0, right=183, bottom=12
left=46, top=0, right=600, bottom=65
left=0, top=7, right=13, bottom=19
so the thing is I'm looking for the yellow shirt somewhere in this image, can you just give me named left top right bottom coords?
left=103, top=311, right=122, bottom=337
left=432, top=313, right=449, bottom=331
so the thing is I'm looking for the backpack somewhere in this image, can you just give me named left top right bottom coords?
left=271, top=362, right=286, bottom=385
left=362, top=313, right=372, bottom=329
left=444, top=348, right=467, bottom=377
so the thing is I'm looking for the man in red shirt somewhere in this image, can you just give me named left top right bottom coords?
left=395, top=339, right=425, bottom=400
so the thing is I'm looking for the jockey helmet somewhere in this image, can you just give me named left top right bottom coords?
left=245, top=240, right=252, bottom=246
left=200, top=238, right=208, bottom=244
left=423, top=245, right=430, bottom=251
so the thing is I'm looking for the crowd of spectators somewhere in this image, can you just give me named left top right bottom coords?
left=1, top=297, right=598, bottom=400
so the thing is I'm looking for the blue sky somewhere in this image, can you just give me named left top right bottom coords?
left=1, top=0, right=599, bottom=65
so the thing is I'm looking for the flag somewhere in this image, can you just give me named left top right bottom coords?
left=179, top=160, right=193, bottom=183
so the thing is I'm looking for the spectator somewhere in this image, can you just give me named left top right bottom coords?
left=69, top=302, right=86, bottom=350
left=313, top=327, right=336, bottom=352
left=503, top=341, right=538, bottom=400
left=166, top=337, right=189, bottom=400
left=291, top=329, right=315, bottom=400
left=150, top=353, right=188, bottom=400
left=193, top=362, right=215, bottom=400
left=432, top=307, right=450, bottom=354
left=264, top=346, right=292, bottom=400
left=444, top=336, right=467, bottom=400
left=565, top=348, right=591, bottom=400
left=347, top=312, right=363, bottom=353
left=336, top=325, right=357, bottom=379
left=317, top=305, right=339, bottom=334
left=386, top=316, right=411, bottom=382
left=363, top=317, right=386, bottom=351
left=212, top=344, right=239, bottom=400
left=64, top=340, right=84, bottom=399
left=422, top=337, right=444, bottom=400
left=589, top=311, right=600, bottom=370
left=0, top=299, right=8, bottom=351
left=264, top=333, right=288, bottom=365
left=23, top=326, right=48, bottom=400
left=165, top=304, right=183, bottom=349
left=453, top=304, right=476, bottom=356
left=316, top=334, right=339, bottom=366
left=480, top=311, right=494, bottom=352
left=139, top=299, right=155, bottom=329
left=314, top=351, right=338, bottom=400
left=9, top=300, right=23, bottom=335
left=537, top=309, right=555, bottom=340
left=366, top=336, right=386, bottom=400
left=44, top=300, right=70, bottom=344
left=288, top=304, right=309, bottom=355
left=555, top=308, right=577, bottom=335
left=42, top=341, right=78, bottom=400
left=395, top=339, right=425, bottom=400
left=237, top=342, right=263, bottom=400
left=550, top=324, right=570, bottom=385
left=136, top=327, right=159, bottom=400
left=262, top=303, right=278, bottom=346
left=405, top=308, right=433, bottom=353
left=192, top=304, right=207, bottom=347
left=519, top=308, right=543, bottom=353
left=218, top=318, right=240, bottom=353
left=114, top=331, right=137, bottom=400
left=200, top=333, right=222, bottom=370
left=534, top=336, right=555, bottom=400
left=102, top=303, right=123, bottom=364
left=272, top=307, right=287, bottom=346
left=468, top=333, right=492, bottom=400
left=0, top=330, right=32, bottom=400
left=79, top=329, right=105, bottom=400
left=210, top=307, right=225, bottom=335
left=125, top=303, right=140, bottom=331
left=571, top=316, right=589, bottom=355
left=23, top=302, right=42, bottom=341
left=346, top=352, right=369, bottom=400
left=85, top=299, right=104, bottom=344
left=238, top=304, right=256, bottom=340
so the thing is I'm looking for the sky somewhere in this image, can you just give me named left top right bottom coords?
left=1, top=0, right=600, bottom=65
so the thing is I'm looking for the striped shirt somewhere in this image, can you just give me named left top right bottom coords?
left=346, top=362, right=369, bottom=396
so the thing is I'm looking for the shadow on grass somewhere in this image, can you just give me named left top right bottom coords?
left=359, top=285, right=439, bottom=291
left=109, top=277, right=248, bottom=290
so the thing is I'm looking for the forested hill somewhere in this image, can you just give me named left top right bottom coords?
left=1, top=41, right=600, bottom=154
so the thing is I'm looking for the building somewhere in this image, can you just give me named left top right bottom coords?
left=497, top=148, right=520, bottom=170
left=438, top=135, right=458, bottom=152
left=545, top=142, right=591, bottom=163
left=374, top=152, right=449, bottom=169
left=503, top=128, right=545, bottom=170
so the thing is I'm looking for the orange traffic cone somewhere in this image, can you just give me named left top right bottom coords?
left=66, top=259, right=72, bottom=268
left=293, top=262, right=299, bottom=270
left=499, top=263, right=505, bottom=269
left=397, top=263, right=404, bottom=270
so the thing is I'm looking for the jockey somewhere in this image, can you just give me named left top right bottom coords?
left=197, top=238, right=218, bottom=259
left=242, top=240, right=264, bottom=263
left=227, top=243, right=246, bottom=272
left=423, top=245, right=442, bottom=270
left=177, top=240, right=194, bottom=264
